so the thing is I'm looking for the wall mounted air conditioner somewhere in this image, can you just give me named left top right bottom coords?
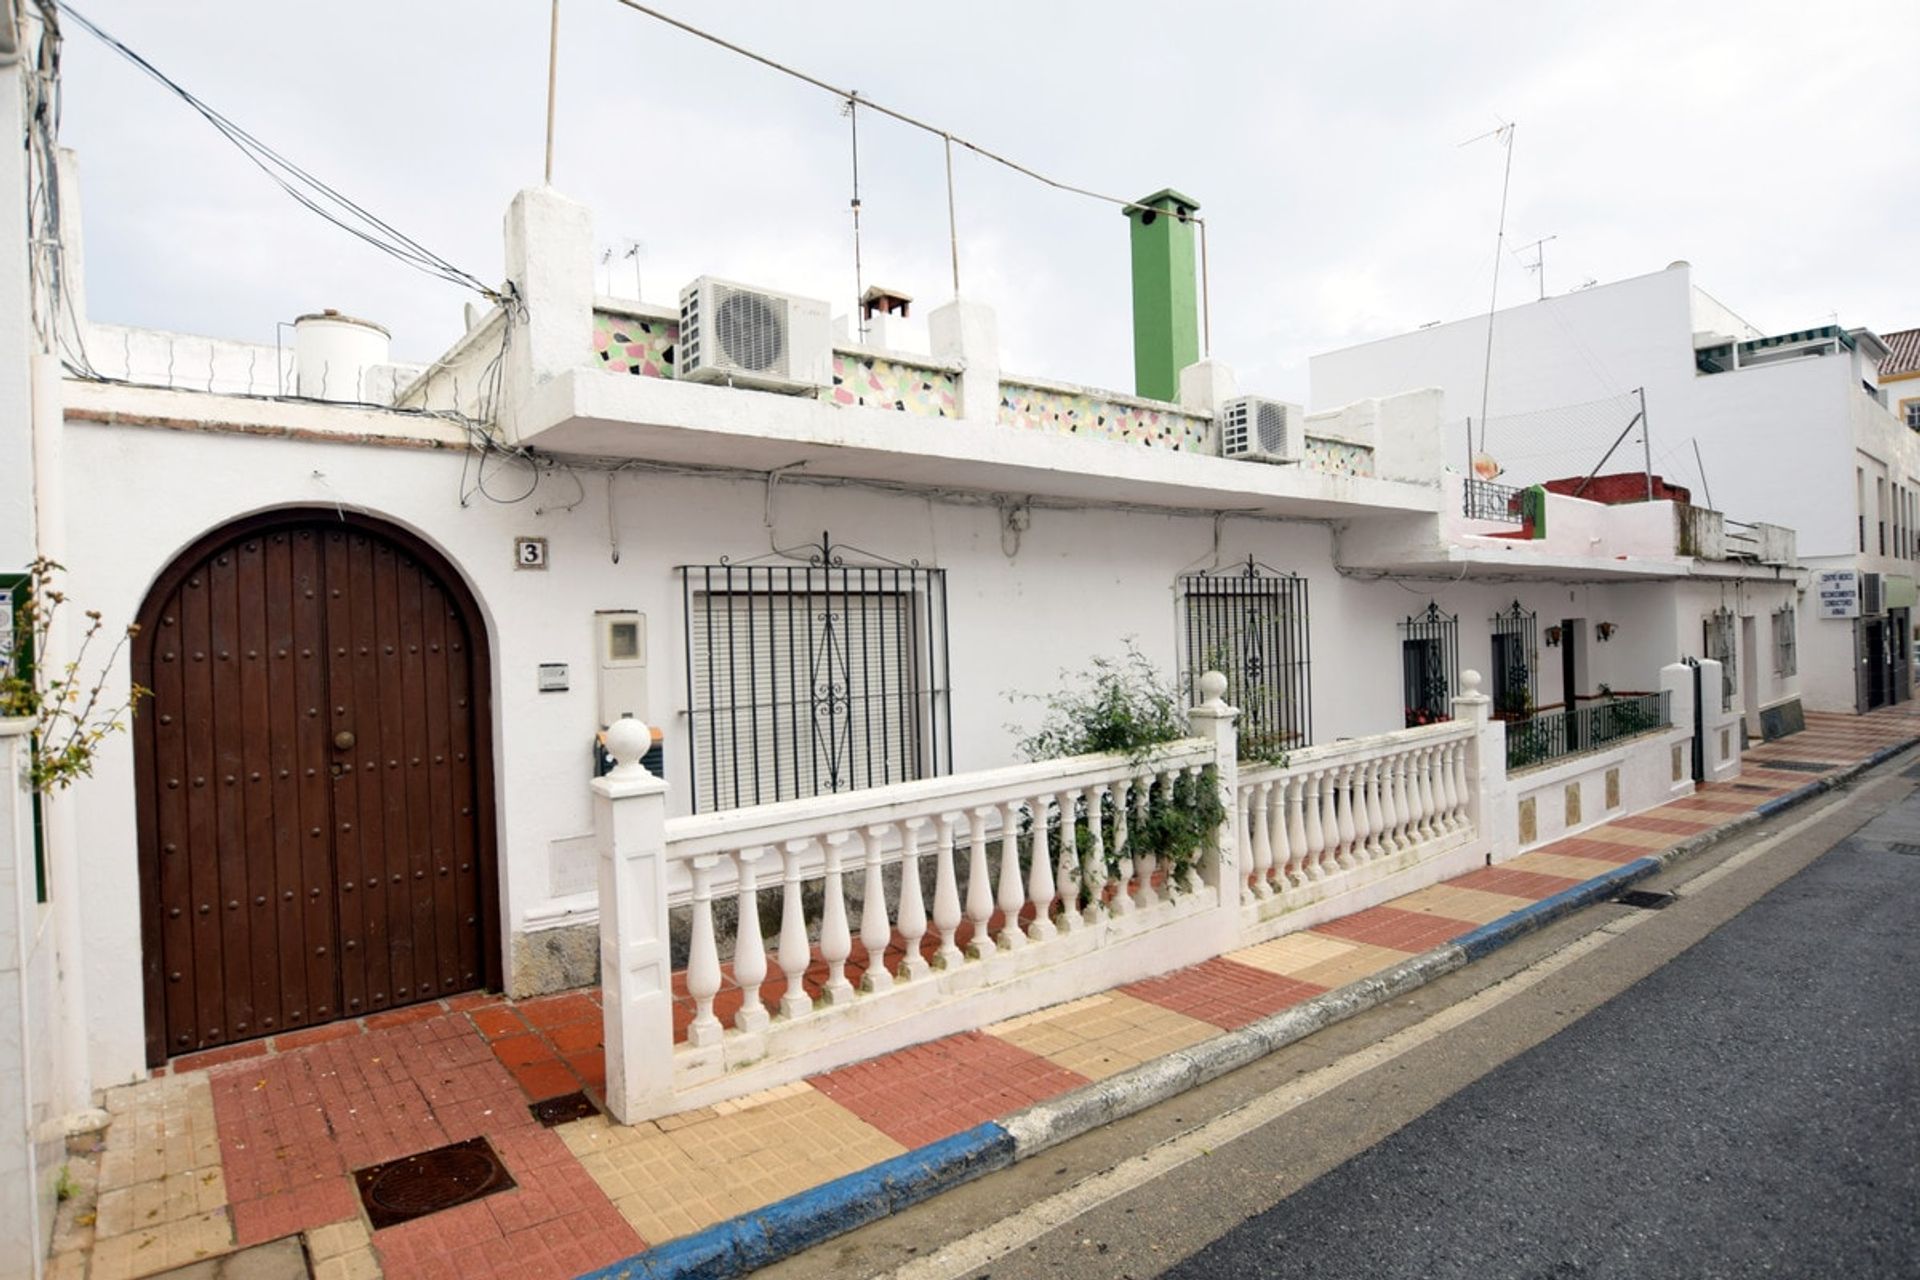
left=677, top=277, right=832, bottom=392
left=1863, top=572, right=1884, bottom=616
left=1219, top=396, right=1304, bottom=464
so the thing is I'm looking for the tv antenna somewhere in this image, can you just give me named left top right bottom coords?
left=1515, top=234, right=1557, bottom=300
left=1460, top=119, right=1516, bottom=454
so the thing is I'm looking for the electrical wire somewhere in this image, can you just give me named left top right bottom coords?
left=60, top=3, right=503, bottom=304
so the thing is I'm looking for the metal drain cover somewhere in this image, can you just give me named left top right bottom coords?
left=1614, top=889, right=1677, bottom=910
left=1881, top=842, right=1920, bottom=858
left=354, top=1135, right=516, bottom=1229
left=530, top=1089, right=599, bottom=1127
left=1731, top=783, right=1775, bottom=792
left=1751, top=759, right=1835, bottom=774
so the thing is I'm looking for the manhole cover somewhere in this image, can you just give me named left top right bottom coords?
left=1614, top=889, right=1676, bottom=910
left=354, top=1135, right=516, bottom=1229
left=530, top=1089, right=599, bottom=1127
left=1882, top=842, right=1920, bottom=858
left=1751, top=759, right=1835, bottom=774
left=1731, top=783, right=1773, bottom=792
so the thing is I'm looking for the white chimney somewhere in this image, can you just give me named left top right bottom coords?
left=293, top=309, right=390, bottom=402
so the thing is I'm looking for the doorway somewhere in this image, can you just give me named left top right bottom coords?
left=134, top=511, right=499, bottom=1066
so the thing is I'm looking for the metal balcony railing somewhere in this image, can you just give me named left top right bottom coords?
left=1463, top=477, right=1524, bottom=523
left=1505, top=691, right=1671, bottom=773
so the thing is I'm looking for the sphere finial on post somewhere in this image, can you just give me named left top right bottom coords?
left=604, top=717, right=654, bottom=780
left=1198, top=669, right=1230, bottom=709
left=1460, top=669, right=1482, bottom=697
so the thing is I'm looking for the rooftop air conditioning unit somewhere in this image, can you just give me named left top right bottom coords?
left=677, top=276, right=831, bottom=393
left=1219, top=396, right=1303, bottom=464
left=1863, top=572, right=1884, bottom=616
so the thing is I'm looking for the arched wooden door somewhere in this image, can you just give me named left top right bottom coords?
left=134, top=511, right=499, bottom=1066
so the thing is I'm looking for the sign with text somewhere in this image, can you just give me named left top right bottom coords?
left=1816, top=569, right=1860, bottom=619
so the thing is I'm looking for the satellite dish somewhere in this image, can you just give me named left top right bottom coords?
left=1472, top=452, right=1503, bottom=481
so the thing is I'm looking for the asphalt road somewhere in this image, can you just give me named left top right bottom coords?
left=1163, top=794, right=1920, bottom=1279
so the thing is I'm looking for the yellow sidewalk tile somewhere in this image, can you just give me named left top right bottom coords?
left=1572, top=824, right=1675, bottom=850
left=1229, top=931, right=1358, bottom=977
left=1288, top=940, right=1418, bottom=990
left=1508, top=851, right=1630, bottom=881
left=986, top=991, right=1216, bottom=1080
left=1391, top=884, right=1536, bottom=925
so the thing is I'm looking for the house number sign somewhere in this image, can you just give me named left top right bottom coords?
left=515, top=536, right=549, bottom=570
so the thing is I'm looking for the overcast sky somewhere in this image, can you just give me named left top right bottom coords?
left=58, top=1, right=1920, bottom=404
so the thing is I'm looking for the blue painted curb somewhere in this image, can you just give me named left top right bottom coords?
left=578, top=1122, right=1014, bottom=1280
left=1451, top=856, right=1661, bottom=960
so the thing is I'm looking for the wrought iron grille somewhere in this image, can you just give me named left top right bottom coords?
left=679, top=534, right=951, bottom=813
left=1400, top=602, right=1458, bottom=727
left=1773, top=605, right=1797, bottom=677
left=1490, top=601, right=1537, bottom=720
left=1506, top=691, right=1671, bottom=773
left=1704, top=607, right=1736, bottom=712
left=1463, top=477, right=1524, bottom=523
left=1179, top=558, right=1312, bottom=752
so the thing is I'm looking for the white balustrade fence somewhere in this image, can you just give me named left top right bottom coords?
left=595, top=673, right=1497, bottom=1122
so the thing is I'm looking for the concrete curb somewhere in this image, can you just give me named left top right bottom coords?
left=584, top=734, right=1920, bottom=1280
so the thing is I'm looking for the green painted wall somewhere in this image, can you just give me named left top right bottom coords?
left=1125, top=189, right=1200, bottom=402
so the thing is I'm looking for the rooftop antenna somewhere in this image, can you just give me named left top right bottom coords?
left=1516, top=233, right=1557, bottom=301
left=1461, top=120, right=1515, bottom=455
left=543, top=0, right=561, bottom=184
left=622, top=239, right=644, bottom=300
left=843, top=93, right=867, bottom=342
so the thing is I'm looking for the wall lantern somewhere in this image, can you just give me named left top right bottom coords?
left=1543, top=625, right=1563, bottom=648
left=1595, top=621, right=1618, bottom=643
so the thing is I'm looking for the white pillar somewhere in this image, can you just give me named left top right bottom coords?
left=1451, top=669, right=1501, bottom=864
left=928, top=299, right=999, bottom=423
left=595, top=718, right=674, bottom=1124
left=1185, top=671, right=1241, bottom=944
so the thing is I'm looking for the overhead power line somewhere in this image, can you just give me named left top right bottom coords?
left=61, top=3, right=505, bottom=305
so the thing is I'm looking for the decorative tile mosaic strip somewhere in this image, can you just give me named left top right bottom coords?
left=998, top=382, right=1212, bottom=451
left=826, top=352, right=958, bottom=417
left=592, top=310, right=676, bottom=379
left=1304, top=435, right=1376, bottom=477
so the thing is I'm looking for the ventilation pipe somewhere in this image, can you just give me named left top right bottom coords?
left=293, top=309, right=390, bottom=403
left=1123, top=188, right=1201, bottom=402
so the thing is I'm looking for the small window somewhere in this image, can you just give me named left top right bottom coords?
left=1399, top=602, right=1458, bottom=727
left=1490, top=602, right=1537, bottom=720
left=1906, top=401, right=1920, bottom=432
left=1179, top=559, right=1312, bottom=753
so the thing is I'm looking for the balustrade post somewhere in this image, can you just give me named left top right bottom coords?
left=1055, top=790, right=1084, bottom=932
left=594, top=718, right=675, bottom=1123
left=1300, top=771, right=1325, bottom=880
left=932, top=812, right=966, bottom=968
left=685, top=855, right=725, bottom=1047
left=1249, top=780, right=1274, bottom=901
left=1111, top=780, right=1136, bottom=915
left=1452, top=669, right=1499, bottom=862
left=1186, top=671, right=1242, bottom=940
left=1363, top=759, right=1385, bottom=858
left=1134, top=776, right=1161, bottom=908
left=965, top=807, right=998, bottom=959
left=1082, top=785, right=1109, bottom=925
left=776, top=839, right=815, bottom=1019
left=1026, top=797, right=1058, bottom=940
left=858, top=826, right=895, bottom=992
left=1284, top=774, right=1309, bottom=884
left=819, top=833, right=856, bottom=1004
left=898, top=818, right=932, bottom=978
left=996, top=802, right=1029, bottom=949
left=1334, top=765, right=1358, bottom=869
left=731, top=848, right=771, bottom=1033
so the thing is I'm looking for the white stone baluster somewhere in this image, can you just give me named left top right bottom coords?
left=858, top=826, right=894, bottom=993
left=819, top=832, right=855, bottom=1005
left=1183, top=765, right=1209, bottom=894
left=965, top=807, right=997, bottom=959
left=1026, top=797, right=1058, bottom=941
left=1432, top=743, right=1455, bottom=832
left=932, top=812, right=965, bottom=969
left=1350, top=762, right=1374, bottom=864
left=1334, top=765, right=1359, bottom=870
left=996, top=801, right=1028, bottom=949
left=1300, top=771, right=1325, bottom=880
left=1414, top=746, right=1437, bottom=841
left=1135, top=775, right=1161, bottom=908
left=1082, top=785, right=1109, bottom=924
left=1055, top=790, right=1083, bottom=930
left=897, top=817, right=931, bottom=979
left=1267, top=779, right=1293, bottom=889
left=1383, top=753, right=1407, bottom=850
left=776, top=838, right=814, bottom=1020
left=1285, top=773, right=1310, bottom=884
left=1248, top=780, right=1274, bottom=900
left=1452, top=736, right=1471, bottom=830
left=731, top=848, right=771, bottom=1033
left=1318, top=768, right=1342, bottom=876
left=1110, top=778, right=1136, bottom=915
left=685, top=854, right=724, bottom=1047
left=1362, top=759, right=1386, bottom=859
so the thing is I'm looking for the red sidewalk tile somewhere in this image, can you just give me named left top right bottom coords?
left=810, top=1030, right=1088, bottom=1149
left=518, top=992, right=599, bottom=1030
left=469, top=1006, right=532, bottom=1041
left=1610, top=813, right=1719, bottom=836
left=1124, top=957, right=1330, bottom=1029
left=1448, top=866, right=1582, bottom=900
left=1311, top=905, right=1480, bottom=953
left=171, top=1040, right=270, bottom=1072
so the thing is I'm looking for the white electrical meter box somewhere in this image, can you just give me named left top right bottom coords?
left=595, top=610, right=648, bottom=726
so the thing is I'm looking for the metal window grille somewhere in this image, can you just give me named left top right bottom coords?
left=1462, top=477, right=1524, bottom=523
left=1179, top=558, right=1312, bottom=752
left=1704, top=607, right=1736, bottom=712
left=1400, top=602, right=1458, bottom=727
left=1490, top=602, right=1537, bottom=720
left=1772, top=605, right=1797, bottom=678
left=680, top=535, right=951, bottom=813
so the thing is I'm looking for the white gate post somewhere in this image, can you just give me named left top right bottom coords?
left=1185, top=671, right=1241, bottom=940
left=595, top=718, right=674, bottom=1124
left=1451, top=669, right=1502, bottom=863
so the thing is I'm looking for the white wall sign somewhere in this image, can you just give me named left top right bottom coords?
left=538, top=662, right=570, bottom=692
left=1815, top=569, right=1860, bottom=619
left=515, top=536, right=549, bottom=570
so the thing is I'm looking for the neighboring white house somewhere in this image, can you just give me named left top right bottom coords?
left=1312, top=262, right=1915, bottom=719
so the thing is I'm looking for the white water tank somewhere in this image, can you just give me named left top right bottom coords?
left=293, top=309, right=390, bottom=402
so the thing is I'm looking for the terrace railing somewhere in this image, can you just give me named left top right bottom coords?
left=1504, top=691, right=1671, bottom=773
left=595, top=673, right=1495, bottom=1122
left=1463, top=476, right=1524, bottom=523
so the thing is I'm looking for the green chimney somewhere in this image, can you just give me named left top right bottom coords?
left=1124, top=188, right=1201, bottom=401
